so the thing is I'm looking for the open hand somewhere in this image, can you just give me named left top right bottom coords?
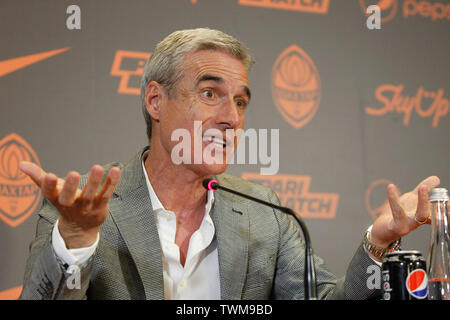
left=370, top=176, right=440, bottom=250
left=19, top=162, right=121, bottom=248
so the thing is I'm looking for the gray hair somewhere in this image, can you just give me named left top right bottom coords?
left=140, top=28, right=255, bottom=140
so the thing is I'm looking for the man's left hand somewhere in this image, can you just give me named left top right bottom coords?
left=370, top=176, right=440, bottom=252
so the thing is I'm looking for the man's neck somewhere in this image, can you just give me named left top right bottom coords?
left=143, top=146, right=208, bottom=219
left=143, top=145, right=213, bottom=267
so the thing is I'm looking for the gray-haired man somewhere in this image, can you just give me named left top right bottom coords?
left=19, top=28, right=439, bottom=300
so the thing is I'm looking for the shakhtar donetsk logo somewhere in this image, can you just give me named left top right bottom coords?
left=0, top=133, right=41, bottom=227
left=271, top=45, right=321, bottom=129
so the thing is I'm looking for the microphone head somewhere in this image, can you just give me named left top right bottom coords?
left=202, top=178, right=219, bottom=191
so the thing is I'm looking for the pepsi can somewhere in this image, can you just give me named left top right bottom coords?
left=382, top=250, right=428, bottom=300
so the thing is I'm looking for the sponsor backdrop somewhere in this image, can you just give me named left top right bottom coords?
left=0, top=0, right=448, bottom=299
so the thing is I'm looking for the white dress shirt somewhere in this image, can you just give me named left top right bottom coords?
left=141, top=161, right=221, bottom=299
left=52, top=160, right=221, bottom=299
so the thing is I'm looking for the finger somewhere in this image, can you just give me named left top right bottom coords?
left=41, top=173, right=59, bottom=200
left=413, top=176, right=440, bottom=193
left=95, top=167, right=121, bottom=208
left=415, top=184, right=431, bottom=224
left=387, top=184, right=408, bottom=224
left=19, top=161, right=46, bottom=188
left=80, top=165, right=104, bottom=202
left=58, top=171, right=81, bottom=206
left=390, top=183, right=402, bottom=198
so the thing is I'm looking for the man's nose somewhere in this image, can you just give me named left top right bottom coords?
left=216, top=98, right=242, bottom=129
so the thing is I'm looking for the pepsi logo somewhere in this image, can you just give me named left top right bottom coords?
left=406, top=269, right=428, bottom=299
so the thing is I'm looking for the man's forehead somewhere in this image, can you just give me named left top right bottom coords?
left=182, top=49, right=248, bottom=78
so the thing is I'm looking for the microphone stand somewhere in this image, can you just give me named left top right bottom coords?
left=203, top=179, right=317, bottom=300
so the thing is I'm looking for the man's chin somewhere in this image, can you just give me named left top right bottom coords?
left=190, top=162, right=228, bottom=177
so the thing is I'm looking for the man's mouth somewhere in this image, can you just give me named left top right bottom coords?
left=202, top=135, right=227, bottom=149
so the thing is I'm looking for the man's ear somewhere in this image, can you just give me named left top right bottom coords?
left=145, top=81, right=165, bottom=121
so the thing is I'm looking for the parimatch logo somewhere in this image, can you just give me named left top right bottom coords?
left=238, top=0, right=330, bottom=14
left=241, top=173, right=339, bottom=219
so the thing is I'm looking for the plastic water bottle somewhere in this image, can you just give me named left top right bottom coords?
left=427, top=188, right=450, bottom=300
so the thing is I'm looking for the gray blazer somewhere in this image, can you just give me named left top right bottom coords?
left=20, top=148, right=381, bottom=300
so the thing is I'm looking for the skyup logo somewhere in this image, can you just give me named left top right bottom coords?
left=241, top=173, right=339, bottom=219
left=365, top=84, right=448, bottom=128
left=360, top=0, right=450, bottom=23
left=0, top=134, right=41, bottom=227
left=238, top=0, right=330, bottom=14
left=271, top=45, right=321, bottom=129
left=111, top=50, right=151, bottom=95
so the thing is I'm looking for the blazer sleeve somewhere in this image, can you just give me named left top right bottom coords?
left=19, top=198, right=94, bottom=300
left=268, top=189, right=382, bottom=300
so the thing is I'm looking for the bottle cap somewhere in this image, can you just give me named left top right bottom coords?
left=429, top=187, right=449, bottom=202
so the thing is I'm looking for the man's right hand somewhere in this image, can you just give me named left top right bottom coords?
left=19, top=162, right=121, bottom=249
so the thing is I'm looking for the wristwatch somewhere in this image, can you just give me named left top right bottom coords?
left=363, top=228, right=401, bottom=260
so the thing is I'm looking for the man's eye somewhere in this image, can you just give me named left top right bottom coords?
left=201, top=89, right=214, bottom=99
left=235, top=99, right=248, bottom=108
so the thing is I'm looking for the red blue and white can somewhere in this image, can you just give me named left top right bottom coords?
left=382, top=250, right=428, bottom=300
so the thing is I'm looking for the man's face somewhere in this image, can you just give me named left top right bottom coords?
left=157, top=49, right=251, bottom=176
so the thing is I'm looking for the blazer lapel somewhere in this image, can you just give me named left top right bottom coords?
left=212, top=185, right=249, bottom=300
left=108, top=148, right=164, bottom=300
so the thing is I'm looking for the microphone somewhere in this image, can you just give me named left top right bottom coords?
left=203, top=178, right=317, bottom=300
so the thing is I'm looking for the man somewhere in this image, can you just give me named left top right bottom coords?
left=19, top=28, right=439, bottom=300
